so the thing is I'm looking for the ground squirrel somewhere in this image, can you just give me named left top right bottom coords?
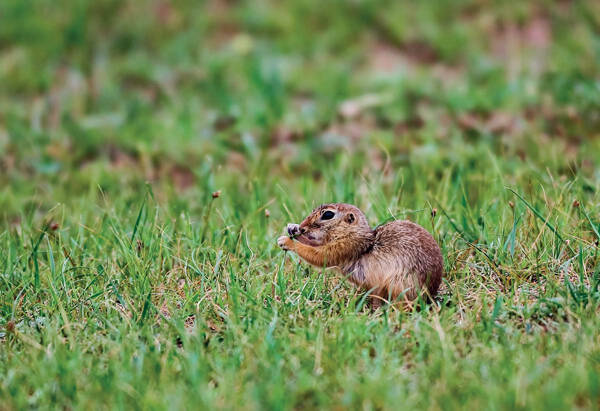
left=277, top=203, right=443, bottom=307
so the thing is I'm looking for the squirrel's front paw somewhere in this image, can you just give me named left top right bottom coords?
left=277, top=235, right=294, bottom=251
left=287, top=223, right=300, bottom=237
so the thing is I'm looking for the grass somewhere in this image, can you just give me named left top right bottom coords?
left=1, top=0, right=600, bottom=409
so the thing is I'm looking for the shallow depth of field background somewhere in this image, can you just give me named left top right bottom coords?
left=1, top=1, right=600, bottom=409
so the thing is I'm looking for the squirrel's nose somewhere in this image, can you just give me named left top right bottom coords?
left=287, top=223, right=300, bottom=237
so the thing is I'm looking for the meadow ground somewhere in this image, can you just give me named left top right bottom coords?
left=1, top=1, right=600, bottom=409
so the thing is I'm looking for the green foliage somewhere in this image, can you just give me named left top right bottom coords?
left=1, top=0, right=600, bottom=409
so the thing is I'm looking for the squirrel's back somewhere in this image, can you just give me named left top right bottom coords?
left=360, top=220, right=443, bottom=301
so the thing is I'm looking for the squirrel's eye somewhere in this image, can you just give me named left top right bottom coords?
left=321, top=210, right=335, bottom=220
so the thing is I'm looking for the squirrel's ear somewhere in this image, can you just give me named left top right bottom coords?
left=346, top=213, right=355, bottom=224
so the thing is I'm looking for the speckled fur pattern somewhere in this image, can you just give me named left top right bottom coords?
left=277, top=203, right=443, bottom=306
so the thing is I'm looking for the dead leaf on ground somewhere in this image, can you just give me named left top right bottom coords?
left=457, top=111, right=521, bottom=135
left=1, top=152, right=16, bottom=174
left=159, top=302, right=171, bottom=319
left=323, top=115, right=377, bottom=143
left=366, top=39, right=465, bottom=83
left=115, top=301, right=132, bottom=319
left=338, top=93, right=393, bottom=119
left=169, top=164, right=195, bottom=191
left=490, top=12, right=552, bottom=78
left=206, top=319, right=221, bottom=332
left=154, top=0, right=181, bottom=28
left=401, top=40, right=440, bottom=65
left=206, top=0, right=240, bottom=47
left=225, top=151, right=247, bottom=171
left=394, top=115, right=425, bottom=135
left=368, top=41, right=410, bottom=74
left=185, top=315, right=195, bottom=331
left=524, top=15, right=551, bottom=48
left=213, top=115, right=237, bottom=131
left=109, top=145, right=138, bottom=168
left=271, top=125, right=301, bottom=144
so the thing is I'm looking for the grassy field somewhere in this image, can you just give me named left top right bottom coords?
left=1, top=0, right=600, bottom=409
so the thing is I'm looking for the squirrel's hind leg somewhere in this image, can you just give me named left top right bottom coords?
left=367, top=289, right=389, bottom=310
left=369, top=296, right=383, bottom=310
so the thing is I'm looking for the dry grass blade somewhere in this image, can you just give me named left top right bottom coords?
left=506, top=187, right=574, bottom=254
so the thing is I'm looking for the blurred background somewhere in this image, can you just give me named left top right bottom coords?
left=0, top=0, right=599, bottom=220
left=2, top=3, right=600, bottom=408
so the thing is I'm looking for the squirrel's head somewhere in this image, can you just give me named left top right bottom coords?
left=290, top=203, right=373, bottom=249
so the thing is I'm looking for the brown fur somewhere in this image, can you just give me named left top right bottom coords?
left=277, top=203, right=443, bottom=307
